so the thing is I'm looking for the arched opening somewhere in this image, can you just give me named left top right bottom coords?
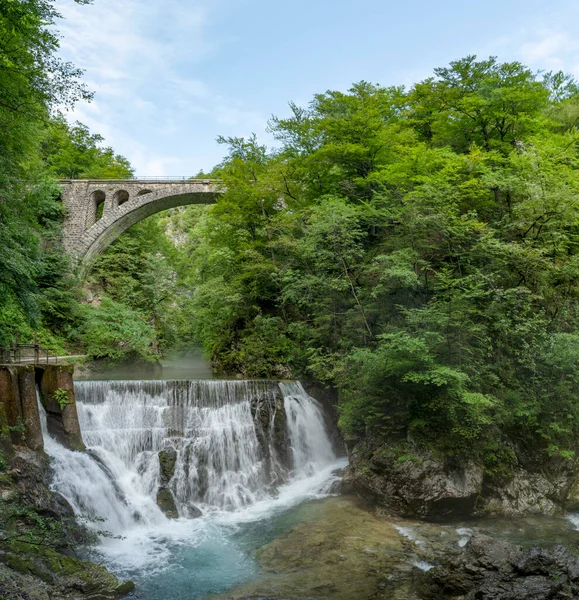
left=79, top=190, right=218, bottom=273
left=136, top=189, right=153, bottom=196
left=90, top=190, right=106, bottom=227
left=113, top=189, right=130, bottom=207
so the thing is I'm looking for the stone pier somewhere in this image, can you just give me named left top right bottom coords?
left=0, top=365, right=85, bottom=454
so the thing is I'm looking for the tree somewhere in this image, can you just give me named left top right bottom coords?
left=40, top=117, right=133, bottom=179
left=164, top=56, right=579, bottom=459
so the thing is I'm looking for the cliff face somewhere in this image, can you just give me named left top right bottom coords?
left=0, top=364, right=134, bottom=600
left=343, top=441, right=579, bottom=519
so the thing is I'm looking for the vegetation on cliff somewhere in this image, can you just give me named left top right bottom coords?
left=0, top=0, right=139, bottom=357
left=165, top=58, right=579, bottom=462
left=4, top=0, right=579, bottom=469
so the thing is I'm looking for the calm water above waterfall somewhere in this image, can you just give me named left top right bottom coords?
left=40, top=378, right=346, bottom=599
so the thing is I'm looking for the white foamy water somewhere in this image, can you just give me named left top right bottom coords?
left=281, top=381, right=337, bottom=477
left=456, top=527, right=474, bottom=547
left=566, top=514, right=579, bottom=530
left=39, top=379, right=344, bottom=580
left=411, top=558, right=434, bottom=571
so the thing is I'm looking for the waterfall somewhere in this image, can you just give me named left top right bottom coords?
left=38, top=400, right=162, bottom=532
left=41, top=379, right=339, bottom=537
left=281, top=381, right=336, bottom=477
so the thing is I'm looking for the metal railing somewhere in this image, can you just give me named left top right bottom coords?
left=0, top=339, right=60, bottom=365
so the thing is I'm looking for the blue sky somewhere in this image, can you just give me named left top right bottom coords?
left=54, top=0, right=579, bottom=176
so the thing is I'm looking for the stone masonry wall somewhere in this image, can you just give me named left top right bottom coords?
left=59, top=180, right=221, bottom=271
left=0, top=365, right=85, bottom=454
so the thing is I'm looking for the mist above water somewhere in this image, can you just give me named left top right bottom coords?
left=74, top=348, right=214, bottom=381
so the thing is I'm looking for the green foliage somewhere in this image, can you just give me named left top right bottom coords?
left=86, top=215, right=180, bottom=356
left=482, top=443, right=518, bottom=479
left=0, top=0, right=128, bottom=352
left=80, top=298, right=156, bottom=362
left=40, top=117, right=133, bottom=179
left=51, top=389, right=71, bottom=410
left=161, top=56, right=579, bottom=459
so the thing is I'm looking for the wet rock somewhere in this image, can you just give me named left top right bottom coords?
left=196, top=451, right=209, bottom=500
left=345, top=442, right=579, bottom=518
left=344, top=445, right=483, bottom=519
left=115, top=580, right=136, bottom=595
left=422, top=534, right=579, bottom=599
left=158, top=447, right=177, bottom=484
left=8, top=449, right=75, bottom=522
left=325, top=480, right=342, bottom=495
left=328, top=468, right=353, bottom=495
left=482, top=469, right=561, bottom=516
left=0, top=563, right=47, bottom=600
left=0, top=542, right=135, bottom=599
left=271, top=393, right=290, bottom=471
left=184, top=503, right=203, bottom=518
left=157, top=486, right=179, bottom=519
left=86, top=449, right=127, bottom=506
left=48, top=491, right=75, bottom=520
left=250, top=389, right=290, bottom=480
left=207, top=495, right=421, bottom=600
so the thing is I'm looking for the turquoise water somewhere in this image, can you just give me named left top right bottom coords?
left=121, top=524, right=255, bottom=599
left=88, top=465, right=346, bottom=600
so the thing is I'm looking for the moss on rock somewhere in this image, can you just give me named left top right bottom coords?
left=157, top=486, right=179, bottom=519
left=158, top=448, right=177, bottom=484
left=0, top=543, right=135, bottom=599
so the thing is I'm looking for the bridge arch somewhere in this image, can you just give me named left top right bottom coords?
left=59, top=180, right=221, bottom=274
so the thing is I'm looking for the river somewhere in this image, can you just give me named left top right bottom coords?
left=40, top=367, right=347, bottom=599
left=34, top=358, right=579, bottom=599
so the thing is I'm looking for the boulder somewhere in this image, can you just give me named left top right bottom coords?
left=183, top=503, right=203, bottom=519
left=422, top=534, right=579, bottom=599
left=482, top=469, right=559, bottom=516
left=156, top=486, right=179, bottom=519
left=0, top=543, right=135, bottom=600
left=344, top=445, right=483, bottom=518
left=158, top=448, right=177, bottom=485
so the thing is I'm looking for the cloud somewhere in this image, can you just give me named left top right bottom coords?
left=519, top=31, right=579, bottom=73
left=53, top=0, right=268, bottom=175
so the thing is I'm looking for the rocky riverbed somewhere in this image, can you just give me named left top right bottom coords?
left=208, top=494, right=579, bottom=600
left=207, top=495, right=423, bottom=600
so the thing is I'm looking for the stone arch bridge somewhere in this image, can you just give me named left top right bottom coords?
left=59, top=179, right=222, bottom=273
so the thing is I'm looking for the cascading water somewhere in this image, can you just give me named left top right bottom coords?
left=39, top=378, right=346, bottom=599
left=281, top=381, right=336, bottom=477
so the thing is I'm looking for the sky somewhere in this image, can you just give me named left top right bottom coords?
left=53, top=0, right=579, bottom=176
